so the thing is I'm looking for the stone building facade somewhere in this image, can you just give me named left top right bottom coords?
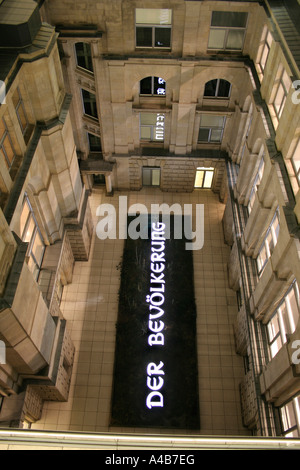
left=0, top=0, right=300, bottom=438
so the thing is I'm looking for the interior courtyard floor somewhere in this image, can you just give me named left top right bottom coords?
left=32, top=187, right=250, bottom=435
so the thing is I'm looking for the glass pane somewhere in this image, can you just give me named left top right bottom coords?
left=208, top=29, right=226, bottom=49
left=136, top=27, right=153, bottom=47
left=154, top=77, right=166, bottom=95
left=32, top=231, right=45, bottom=268
left=257, top=244, right=268, bottom=273
left=198, top=128, right=210, bottom=142
left=281, top=403, right=297, bottom=431
left=140, top=77, right=152, bottom=95
left=268, top=315, right=280, bottom=342
left=204, top=80, right=218, bottom=97
left=155, top=27, right=171, bottom=48
left=211, top=11, right=248, bottom=28
left=274, top=84, right=285, bottom=116
left=287, top=288, right=299, bottom=333
left=82, top=90, right=98, bottom=119
left=2, top=134, right=15, bottom=166
left=203, top=170, right=214, bottom=188
left=140, top=126, right=152, bottom=140
left=282, top=71, right=291, bottom=93
left=141, top=113, right=156, bottom=125
left=75, top=43, right=93, bottom=72
left=217, top=80, right=231, bottom=98
left=23, top=216, right=35, bottom=244
left=17, top=103, right=28, bottom=134
left=201, top=114, right=224, bottom=128
left=292, top=139, right=300, bottom=173
left=226, top=29, right=245, bottom=50
left=152, top=169, right=161, bottom=186
left=20, top=202, right=31, bottom=238
left=143, top=168, right=152, bottom=186
left=210, top=129, right=223, bottom=142
left=88, top=133, right=102, bottom=152
left=136, top=9, right=172, bottom=25
left=270, top=335, right=282, bottom=358
left=195, top=171, right=204, bottom=188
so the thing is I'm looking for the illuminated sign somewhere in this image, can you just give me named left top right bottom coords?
left=155, top=113, right=165, bottom=141
left=111, top=215, right=200, bottom=429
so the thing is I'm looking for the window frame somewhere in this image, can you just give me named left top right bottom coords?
left=208, top=11, right=248, bottom=51
left=135, top=9, right=172, bottom=50
left=291, top=137, right=300, bottom=187
left=247, top=156, right=265, bottom=214
left=142, top=167, right=161, bottom=187
left=194, top=167, right=215, bottom=189
left=257, top=27, right=273, bottom=75
left=256, top=209, right=280, bottom=277
left=14, top=87, right=29, bottom=136
left=272, top=67, right=292, bottom=121
left=140, top=113, right=165, bottom=143
left=81, top=89, right=98, bottom=120
left=20, top=195, right=45, bottom=280
left=140, top=76, right=166, bottom=97
left=75, top=42, right=94, bottom=73
left=204, top=79, right=232, bottom=99
left=280, top=395, right=300, bottom=437
left=198, top=114, right=226, bottom=144
left=0, top=118, right=17, bottom=171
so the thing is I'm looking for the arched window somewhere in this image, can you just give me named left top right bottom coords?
left=204, top=79, right=231, bottom=98
left=75, top=42, right=93, bottom=73
left=140, top=76, right=166, bottom=96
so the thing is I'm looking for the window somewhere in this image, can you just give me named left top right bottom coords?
left=143, top=167, right=161, bottom=187
left=0, top=118, right=17, bottom=171
left=248, top=156, right=265, bottom=214
left=13, top=88, right=29, bottom=136
left=198, top=114, right=226, bottom=143
left=75, top=43, right=93, bottom=73
left=140, top=77, right=166, bottom=96
left=267, top=281, right=300, bottom=359
left=194, top=167, right=214, bottom=189
left=204, top=79, right=231, bottom=98
left=257, top=27, right=273, bottom=74
left=136, top=9, right=172, bottom=49
left=256, top=210, right=279, bottom=276
left=20, top=196, right=45, bottom=280
left=291, top=137, right=300, bottom=186
left=88, top=133, right=102, bottom=153
left=280, top=396, right=300, bottom=437
left=272, top=68, right=291, bottom=121
left=208, top=11, right=248, bottom=51
left=82, top=89, right=98, bottom=119
left=140, top=113, right=165, bottom=142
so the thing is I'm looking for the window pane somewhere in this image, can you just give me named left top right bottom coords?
left=20, top=202, right=30, bottom=238
left=270, top=335, right=282, bottom=358
left=136, top=9, right=172, bottom=25
left=274, top=83, right=285, bottom=116
left=154, top=77, right=166, bottom=95
left=257, top=244, right=268, bottom=273
left=208, top=29, right=226, bottom=49
left=287, top=288, right=299, bottom=333
left=2, top=134, right=15, bottom=168
left=32, top=230, right=45, bottom=268
left=75, top=43, right=93, bottom=72
left=203, top=170, right=214, bottom=188
left=268, top=315, right=280, bottom=343
left=210, top=129, right=223, bottom=142
left=217, top=80, right=231, bottom=97
left=23, top=216, right=35, bottom=244
left=198, top=128, right=210, bottom=142
left=136, top=27, right=153, bottom=47
left=211, top=11, right=248, bottom=28
left=143, top=168, right=152, bottom=186
left=88, top=133, right=102, bottom=152
left=140, top=126, right=152, bottom=140
left=16, top=103, right=28, bottom=134
left=140, top=77, right=153, bottom=95
left=292, top=139, right=300, bottom=175
left=152, top=169, right=161, bottom=186
left=226, top=29, right=245, bottom=50
left=141, top=113, right=156, bottom=125
left=82, top=90, right=98, bottom=119
left=195, top=170, right=204, bottom=188
left=204, top=80, right=218, bottom=97
left=155, top=27, right=171, bottom=48
left=201, top=115, right=224, bottom=128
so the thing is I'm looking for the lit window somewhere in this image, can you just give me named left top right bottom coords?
left=291, top=137, right=300, bottom=186
left=256, top=209, right=279, bottom=276
left=198, top=114, right=226, bottom=143
left=20, top=196, right=45, bottom=280
left=140, top=77, right=166, bottom=96
left=82, top=89, right=98, bottom=119
left=143, top=167, right=161, bottom=187
left=195, top=167, right=214, bottom=189
left=280, top=395, right=300, bottom=437
left=257, top=27, right=273, bottom=74
left=136, top=9, right=172, bottom=49
left=248, top=156, right=265, bottom=214
left=75, top=43, right=93, bottom=73
left=267, top=282, right=300, bottom=359
left=140, top=113, right=165, bottom=142
left=0, top=118, right=17, bottom=171
left=272, top=67, right=291, bottom=121
left=208, top=11, right=248, bottom=51
left=204, top=79, right=231, bottom=98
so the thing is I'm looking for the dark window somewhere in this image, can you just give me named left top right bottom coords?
left=88, top=133, right=102, bottom=152
left=143, top=167, right=161, bottom=187
left=204, top=79, right=231, bottom=98
left=140, top=77, right=166, bottom=96
left=75, top=43, right=93, bottom=72
left=82, top=89, right=98, bottom=119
